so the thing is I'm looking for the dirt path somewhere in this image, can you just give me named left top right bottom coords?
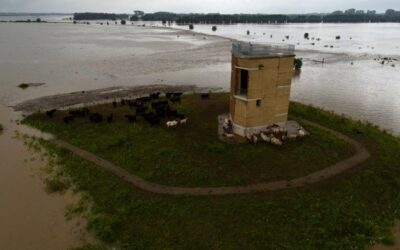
left=52, top=120, right=370, bottom=196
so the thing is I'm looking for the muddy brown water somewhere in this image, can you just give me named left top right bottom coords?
left=0, top=106, right=91, bottom=249
left=0, top=21, right=399, bottom=249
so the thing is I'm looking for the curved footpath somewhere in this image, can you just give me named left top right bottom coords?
left=52, top=120, right=370, bottom=196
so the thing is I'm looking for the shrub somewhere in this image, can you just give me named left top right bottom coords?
left=189, top=24, right=194, bottom=30
left=45, top=178, right=70, bottom=193
left=304, top=32, right=309, bottom=39
left=294, top=58, right=303, bottom=70
left=18, top=83, right=29, bottom=89
left=212, top=26, right=217, bottom=31
left=120, top=20, right=126, bottom=25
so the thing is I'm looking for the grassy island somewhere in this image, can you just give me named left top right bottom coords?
left=23, top=93, right=400, bottom=249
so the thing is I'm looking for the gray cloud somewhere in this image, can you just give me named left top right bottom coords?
left=0, top=0, right=399, bottom=13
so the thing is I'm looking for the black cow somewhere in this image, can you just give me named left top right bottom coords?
left=166, top=109, right=178, bottom=117
left=150, top=92, right=160, bottom=99
left=46, top=109, right=56, bottom=118
left=125, top=115, right=137, bottom=123
left=165, top=92, right=174, bottom=99
left=201, top=93, right=210, bottom=100
left=107, top=113, right=113, bottom=123
left=151, top=100, right=169, bottom=109
left=63, top=116, right=74, bottom=124
left=170, top=96, right=181, bottom=104
left=112, top=101, right=117, bottom=108
left=89, top=113, right=103, bottom=123
left=136, top=106, right=148, bottom=115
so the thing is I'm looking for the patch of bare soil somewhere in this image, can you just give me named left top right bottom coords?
left=14, top=84, right=213, bottom=112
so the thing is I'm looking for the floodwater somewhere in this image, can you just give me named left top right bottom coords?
left=0, top=19, right=400, bottom=248
left=0, top=106, right=90, bottom=249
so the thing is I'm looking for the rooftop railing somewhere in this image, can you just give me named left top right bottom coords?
left=232, top=41, right=295, bottom=58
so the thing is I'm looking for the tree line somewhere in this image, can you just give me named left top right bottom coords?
left=73, top=13, right=129, bottom=21
left=133, top=10, right=400, bottom=24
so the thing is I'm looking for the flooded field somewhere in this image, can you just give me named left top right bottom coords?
left=0, top=20, right=400, bottom=248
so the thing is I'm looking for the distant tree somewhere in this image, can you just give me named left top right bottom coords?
left=36, top=18, right=41, bottom=22
left=386, top=9, right=397, bottom=16
left=294, top=58, right=303, bottom=70
left=355, top=10, right=365, bottom=15
left=130, top=15, right=139, bottom=21
left=367, top=10, right=376, bottom=15
left=332, top=10, right=344, bottom=15
left=345, top=8, right=356, bottom=15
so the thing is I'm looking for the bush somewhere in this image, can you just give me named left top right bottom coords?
left=18, top=83, right=29, bottom=89
left=189, top=24, right=194, bottom=30
left=120, top=20, right=126, bottom=25
left=45, top=178, right=70, bottom=193
left=304, top=32, right=309, bottom=39
left=212, top=26, right=217, bottom=31
left=294, top=58, right=303, bottom=70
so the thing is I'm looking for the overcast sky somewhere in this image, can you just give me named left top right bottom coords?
left=1, top=0, right=399, bottom=14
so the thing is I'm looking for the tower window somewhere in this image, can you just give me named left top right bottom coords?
left=238, top=69, right=249, bottom=96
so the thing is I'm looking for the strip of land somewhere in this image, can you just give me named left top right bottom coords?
left=50, top=119, right=369, bottom=196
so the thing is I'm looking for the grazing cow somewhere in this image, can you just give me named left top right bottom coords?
left=121, top=99, right=126, bottom=105
left=166, top=120, right=178, bottom=128
left=112, top=101, right=117, bottom=108
left=137, top=96, right=152, bottom=103
left=179, top=117, right=188, bottom=125
left=165, top=92, right=173, bottom=99
left=166, top=109, right=178, bottom=117
left=82, top=108, right=90, bottom=115
left=125, top=115, right=136, bottom=123
left=107, top=113, right=113, bottom=123
left=201, top=93, right=210, bottom=100
left=69, top=109, right=88, bottom=117
left=170, top=96, right=181, bottom=104
left=136, top=106, right=147, bottom=115
left=63, top=116, right=74, bottom=124
left=150, top=92, right=161, bottom=99
left=173, top=92, right=183, bottom=97
left=151, top=100, right=169, bottom=109
left=46, top=109, right=56, bottom=118
left=89, top=113, right=103, bottom=123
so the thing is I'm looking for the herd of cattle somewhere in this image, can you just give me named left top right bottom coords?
left=45, top=92, right=210, bottom=127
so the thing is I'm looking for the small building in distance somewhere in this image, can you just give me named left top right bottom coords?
left=229, top=41, right=295, bottom=136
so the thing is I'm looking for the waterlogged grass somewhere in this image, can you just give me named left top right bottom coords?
left=23, top=93, right=355, bottom=187
left=23, top=94, right=400, bottom=249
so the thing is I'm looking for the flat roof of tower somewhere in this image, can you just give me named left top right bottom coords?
left=232, top=41, right=295, bottom=59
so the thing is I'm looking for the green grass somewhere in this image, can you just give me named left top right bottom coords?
left=23, top=93, right=355, bottom=187
left=24, top=93, right=400, bottom=249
